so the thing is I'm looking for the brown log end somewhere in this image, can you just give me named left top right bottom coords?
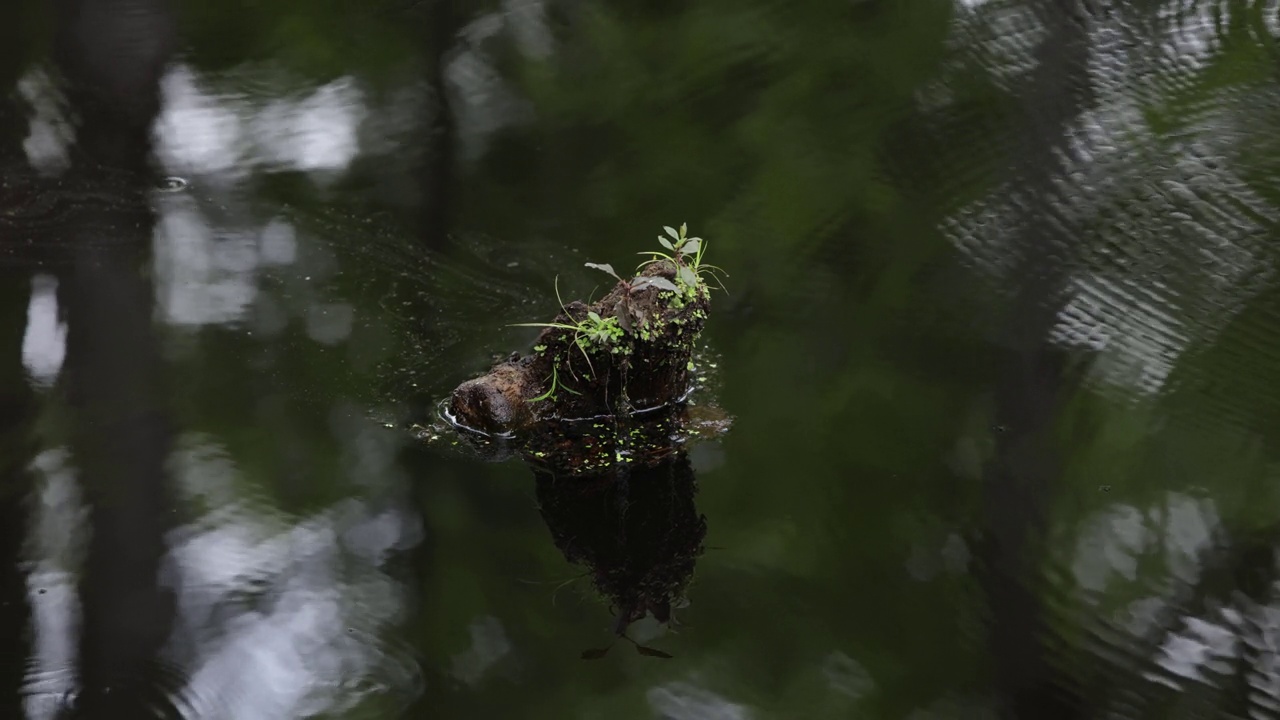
left=448, top=362, right=533, bottom=434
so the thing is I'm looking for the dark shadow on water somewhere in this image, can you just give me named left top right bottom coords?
left=0, top=273, right=34, bottom=720
left=53, top=0, right=176, bottom=175
left=450, top=403, right=711, bottom=656
left=55, top=194, right=182, bottom=719
left=535, top=448, right=706, bottom=653
left=972, top=2, right=1093, bottom=719
left=416, top=0, right=462, bottom=253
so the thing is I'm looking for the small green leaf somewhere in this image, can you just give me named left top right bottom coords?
left=681, top=238, right=701, bottom=255
left=585, top=262, right=618, bottom=279
left=510, top=322, right=580, bottom=330
left=530, top=365, right=560, bottom=402
left=663, top=225, right=679, bottom=240
left=634, top=276, right=678, bottom=292
left=678, top=266, right=698, bottom=286
left=659, top=237, right=675, bottom=252
left=588, top=311, right=601, bottom=322
left=679, top=222, right=687, bottom=237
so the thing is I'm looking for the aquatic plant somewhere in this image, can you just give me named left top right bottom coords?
left=637, top=223, right=728, bottom=293
left=449, top=223, right=721, bottom=434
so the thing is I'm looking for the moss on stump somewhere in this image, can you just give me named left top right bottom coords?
left=449, top=260, right=710, bottom=435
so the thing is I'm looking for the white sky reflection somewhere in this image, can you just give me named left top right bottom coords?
left=647, top=682, right=753, bottom=720
left=154, top=64, right=365, bottom=179
left=21, top=274, right=66, bottom=390
left=16, top=68, right=73, bottom=176
left=23, top=449, right=86, bottom=720
left=152, top=195, right=260, bottom=327
left=165, top=434, right=420, bottom=718
left=943, top=8, right=1272, bottom=399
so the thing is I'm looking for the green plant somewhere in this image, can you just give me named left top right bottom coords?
left=509, top=226, right=722, bottom=401
left=637, top=223, right=728, bottom=293
left=584, top=261, right=678, bottom=332
left=510, top=277, right=599, bottom=380
left=510, top=276, right=629, bottom=392
left=584, top=262, right=679, bottom=294
left=577, top=311, right=625, bottom=346
left=528, top=364, right=581, bottom=403
left=514, top=310, right=622, bottom=349
left=511, top=312, right=621, bottom=381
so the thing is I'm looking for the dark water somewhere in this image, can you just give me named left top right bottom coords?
left=3, top=0, right=1280, bottom=717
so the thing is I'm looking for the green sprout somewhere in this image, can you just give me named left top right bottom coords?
left=528, top=364, right=581, bottom=403
left=637, top=222, right=728, bottom=294
left=510, top=275, right=632, bottom=382
left=584, top=261, right=678, bottom=333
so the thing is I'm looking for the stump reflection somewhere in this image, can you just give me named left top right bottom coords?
left=534, top=445, right=705, bottom=642
left=447, top=403, right=712, bottom=654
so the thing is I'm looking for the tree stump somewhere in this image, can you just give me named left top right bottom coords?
left=449, top=260, right=710, bottom=436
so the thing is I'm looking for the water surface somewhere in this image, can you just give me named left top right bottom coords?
left=3, top=0, right=1280, bottom=718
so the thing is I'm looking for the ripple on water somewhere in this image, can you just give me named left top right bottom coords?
left=20, top=663, right=76, bottom=720
left=161, top=490, right=422, bottom=717
left=156, top=176, right=190, bottom=193
left=22, top=657, right=197, bottom=720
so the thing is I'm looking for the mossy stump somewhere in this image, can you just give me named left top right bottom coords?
left=449, top=261, right=710, bottom=435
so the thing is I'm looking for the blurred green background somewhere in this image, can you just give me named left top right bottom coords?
left=4, top=0, right=1280, bottom=718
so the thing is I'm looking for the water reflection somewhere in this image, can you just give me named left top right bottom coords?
left=21, top=448, right=84, bottom=719
left=155, top=66, right=367, bottom=179
left=163, top=429, right=422, bottom=718
left=0, top=273, right=36, bottom=720
left=15, top=69, right=73, bottom=176
left=445, top=400, right=719, bottom=659
left=535, top=446, right=705, bottom=654
left=11, top=0, right=1280, bottom=716
left=4, top=267, right=425, bottom=718
left=20, top=275, right=65, bottom=389
left=0, top=2, right=425, bottom=715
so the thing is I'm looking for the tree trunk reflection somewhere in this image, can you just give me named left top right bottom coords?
left=50, top=0, right=179, bottom=716
left=976, top=1, right=1094, bottom=718
left=0, top=273, right=34, bottom=720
